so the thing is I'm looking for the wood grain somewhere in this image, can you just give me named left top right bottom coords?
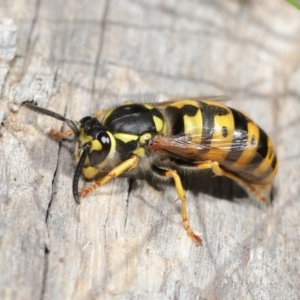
left=0, top=0, right=300, bottom=299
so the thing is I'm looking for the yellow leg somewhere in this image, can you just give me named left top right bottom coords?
left=49, top=129, right=74, bottom=139
left=196, top=161, right=268, bottom=202
left=79, top=155, right=139, bottom=197
left=165, top=170, right=202, bottom=245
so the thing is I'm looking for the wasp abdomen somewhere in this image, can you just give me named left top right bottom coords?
left=155, top=100, right=278, bottom=185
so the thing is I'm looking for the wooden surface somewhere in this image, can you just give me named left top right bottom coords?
left=0, top=1, right=300, bottom=299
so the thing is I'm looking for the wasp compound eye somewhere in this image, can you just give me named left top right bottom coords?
left=97, top=131, right=111, bottom=146
left=87, top=131, right=112, bottom=167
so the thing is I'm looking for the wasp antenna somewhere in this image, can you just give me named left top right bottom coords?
left=65, top=119, right=79, bottom=136
left=23, top=102, right=79, bottom=136
left=73, top=144, right=90, bottom=204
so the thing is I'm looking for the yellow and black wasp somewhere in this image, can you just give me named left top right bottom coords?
left=23, top=97, right=278, bottom=244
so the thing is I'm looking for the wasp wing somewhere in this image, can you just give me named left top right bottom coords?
left=150, top=96, right=229, bottom=108
left=147, top=132, right=256, bottom=165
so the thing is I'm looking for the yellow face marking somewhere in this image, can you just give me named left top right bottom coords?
left=78, top=130, right=93, bottom=145
left=153, top=115, right=164, bottom=133
left=133, top=147, right=146, bottom=157
left=114, top=133, right=139, bottom=143
left=82, top=166, right=100, bottom=179
left=90, top=139, right=102, bottom=151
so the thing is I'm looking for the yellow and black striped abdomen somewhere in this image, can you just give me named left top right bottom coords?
left=163, top=100, right=278, bottom=185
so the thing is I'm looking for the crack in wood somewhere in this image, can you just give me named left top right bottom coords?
left=124, top=178, right=133, bottom=230
left=39, top=245, right=49, bottom=300
left=91, top=0, right=110, bottom=98
left=45, top=137, right=63, bottom=223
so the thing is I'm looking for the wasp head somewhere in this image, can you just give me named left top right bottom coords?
left=72, top=116, right=116, bottom=204
left=78, top=116, right=115, bottom=167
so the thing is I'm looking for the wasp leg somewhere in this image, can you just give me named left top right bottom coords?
left=79, top=155, right=139, bottom=198
left=153, top=166, right=202, bottom=244
left=196, top=161, right=268, bottom=202
left=49, top=129, right=74, bottom=139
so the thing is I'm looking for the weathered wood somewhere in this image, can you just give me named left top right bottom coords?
left=0, top=0, right=300, bottom=299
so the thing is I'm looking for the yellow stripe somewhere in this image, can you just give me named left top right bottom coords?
left=169, top=100, right=199, bottom=109
left=153, top=115, right=164, bottom=132
left=139, top=133, right=152, bottom=144
left=144, top=104, right=154, bottom=109
left=114, top=133, right=138, bottom=143
left=228, top=122, right=260, bottom=170
left=183, top=109, right=202, bottom=136
left=251, top=138, right=275, bottom=180
left=260, top=160, right=278, bottom=184
left=236, top=122, right=259, bottom=165
left=133, top=147, right=146, bottom=157
left=204, top=109, right=234, bottom=162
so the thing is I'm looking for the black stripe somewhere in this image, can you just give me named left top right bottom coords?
left=165, top=106, right=185, bottom=135
left=226, top=108, right=249, bottom=162
left=244, top=127, right=270, bottom=173
left=271, top=154, right=277, bottom=170
left=253, top=147, right=277, bottom=182
left=179, top=105, right=198, bottom=117
left=166, top=104, right=201, bottom=136
left=199, top=102, right=229, bottom=146
left=234, top=167, right=273, bottom=184
left=256, top=128, right=269, bottom=159
left=249, top=148, right=277, bottom=182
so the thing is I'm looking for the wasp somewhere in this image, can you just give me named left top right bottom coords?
left=23, top=97, right=278, bottom=244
